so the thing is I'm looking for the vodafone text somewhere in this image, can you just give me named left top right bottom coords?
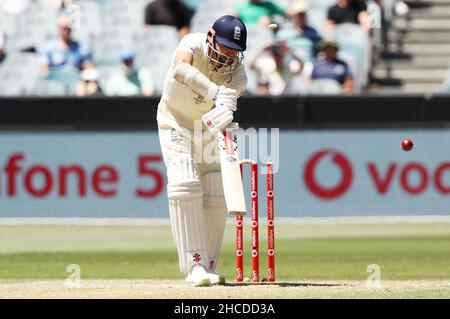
left=0, top=153, right=164, bottom=198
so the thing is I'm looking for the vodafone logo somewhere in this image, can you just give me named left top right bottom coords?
left=303, top=148, right=450, bottom=201
left=304, top=149, right=353, bottom=200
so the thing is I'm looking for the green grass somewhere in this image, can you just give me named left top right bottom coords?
left=0, top=223, right=449, bottom=281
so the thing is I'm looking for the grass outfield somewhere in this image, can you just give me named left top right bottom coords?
left=0, top=221, right=449, bottom=298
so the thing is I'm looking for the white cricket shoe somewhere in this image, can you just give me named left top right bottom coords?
left=185, top=265, right=212, bottom=287
left=207, top=269, right=226, bottom=285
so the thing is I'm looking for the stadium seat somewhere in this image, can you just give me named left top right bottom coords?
left=332, top=23, right=370, bottom=88
left=94, top=29, right=139, bottom=65
left=0, top=53, right=41, bottom=87
left=71, top=0, right=104, bottom=44
left=338, top=51, right=360, bottom=93
left=246, top=25, right=275, bottom=58
left=15, top=2, right=58, bottom=32
left=29, top=79, right=67, bottom=96
left=190, top=13, right=216, bottom=33
left=7, top=2, right=58, bottom=52
left=303, top=79, right=342, bottom=95
left=287, top=37, right=315, bottom=63
left=307, top=9, right=328, bottom=37
left=306, top=0, right=336, bottom=10
left=197, top=0, right=241, bottom=14
left=0, top=76, right=29, bottom=96
left=274, top=0, right=291, bottom=8
left=136, top=26, right=179, bottom=56
left=182, top=0, right=204, bottom=10
left=381, top=0, right=396, bottom=23
left=0, top=54, right=41, bottom=95
left=244, top=66, right=259, bottom=95
left=103, top=0, right=148, bottom=34
left=0, top=52, right=41, bottom=70
left=97, top=65, right=121, bottom=91
left=190, top=0, right=242, bottom=33
left=442, top=66, right=450, bottom=93
left=0, top=10, right=16, bottom=42
left=135, top=26, right=179, bottom=93
left=45, top=67, right=80, bottom=93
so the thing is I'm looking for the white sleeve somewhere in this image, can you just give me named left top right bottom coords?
left=228, top=66, right=247, bottom=98
left=175, top=33, right=204, bottom=55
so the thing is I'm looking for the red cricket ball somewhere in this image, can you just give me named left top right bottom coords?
left=401, top=139, right=413, bottom=151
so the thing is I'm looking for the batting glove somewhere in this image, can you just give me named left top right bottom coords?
left=215, top=86, right=237, bottom=112
left=202, top=106, right=234, bottom=134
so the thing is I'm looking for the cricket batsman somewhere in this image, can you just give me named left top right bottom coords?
left=157, top=15, right=247, bottom=286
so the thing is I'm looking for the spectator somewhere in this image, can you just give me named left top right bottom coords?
left=40, top=15, right=94, bottom=76
left=106, top=49, right=155, bottom=96
left=326, top=0, right=370, bottom=34
left=0, top=31, right=6, bottom=68
left=310, top=41, right=354, bottom=94
left=277, top=0, right=322, bottom=57
left=75, top=68, right=104, bottom=97
left=236, top=0, right=285, bottom=27
left=250, top=41, right=304, bottom=96
left=144, top=0, right=194, bottom=39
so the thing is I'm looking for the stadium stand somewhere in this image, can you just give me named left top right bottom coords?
left=1, top=0, right=449, bottom=96
left=373, top=0, right=450, bottom=93
left=0, top=52, right=41, bottom=96
left=135, top=26, right=179, bottom=93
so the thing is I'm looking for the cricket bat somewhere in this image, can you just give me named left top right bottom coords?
left=218, top=125, right=246, bottom=216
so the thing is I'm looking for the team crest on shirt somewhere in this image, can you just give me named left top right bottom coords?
left=234, top=26, right=241, bottom=41
left=193, top=94, right=206, bottom=105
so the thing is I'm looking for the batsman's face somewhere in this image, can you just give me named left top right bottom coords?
left=207, top=41, right=243, bottom=71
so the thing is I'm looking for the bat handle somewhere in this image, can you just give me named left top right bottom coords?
left=225, top=122, right=240, bottom=130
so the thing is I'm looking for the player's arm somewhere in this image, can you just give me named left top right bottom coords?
left=173, top=50, right=219, bottom=100
left=174, top=49, right=194, bottom=66
left=172, top=43, right=237, bottom=133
